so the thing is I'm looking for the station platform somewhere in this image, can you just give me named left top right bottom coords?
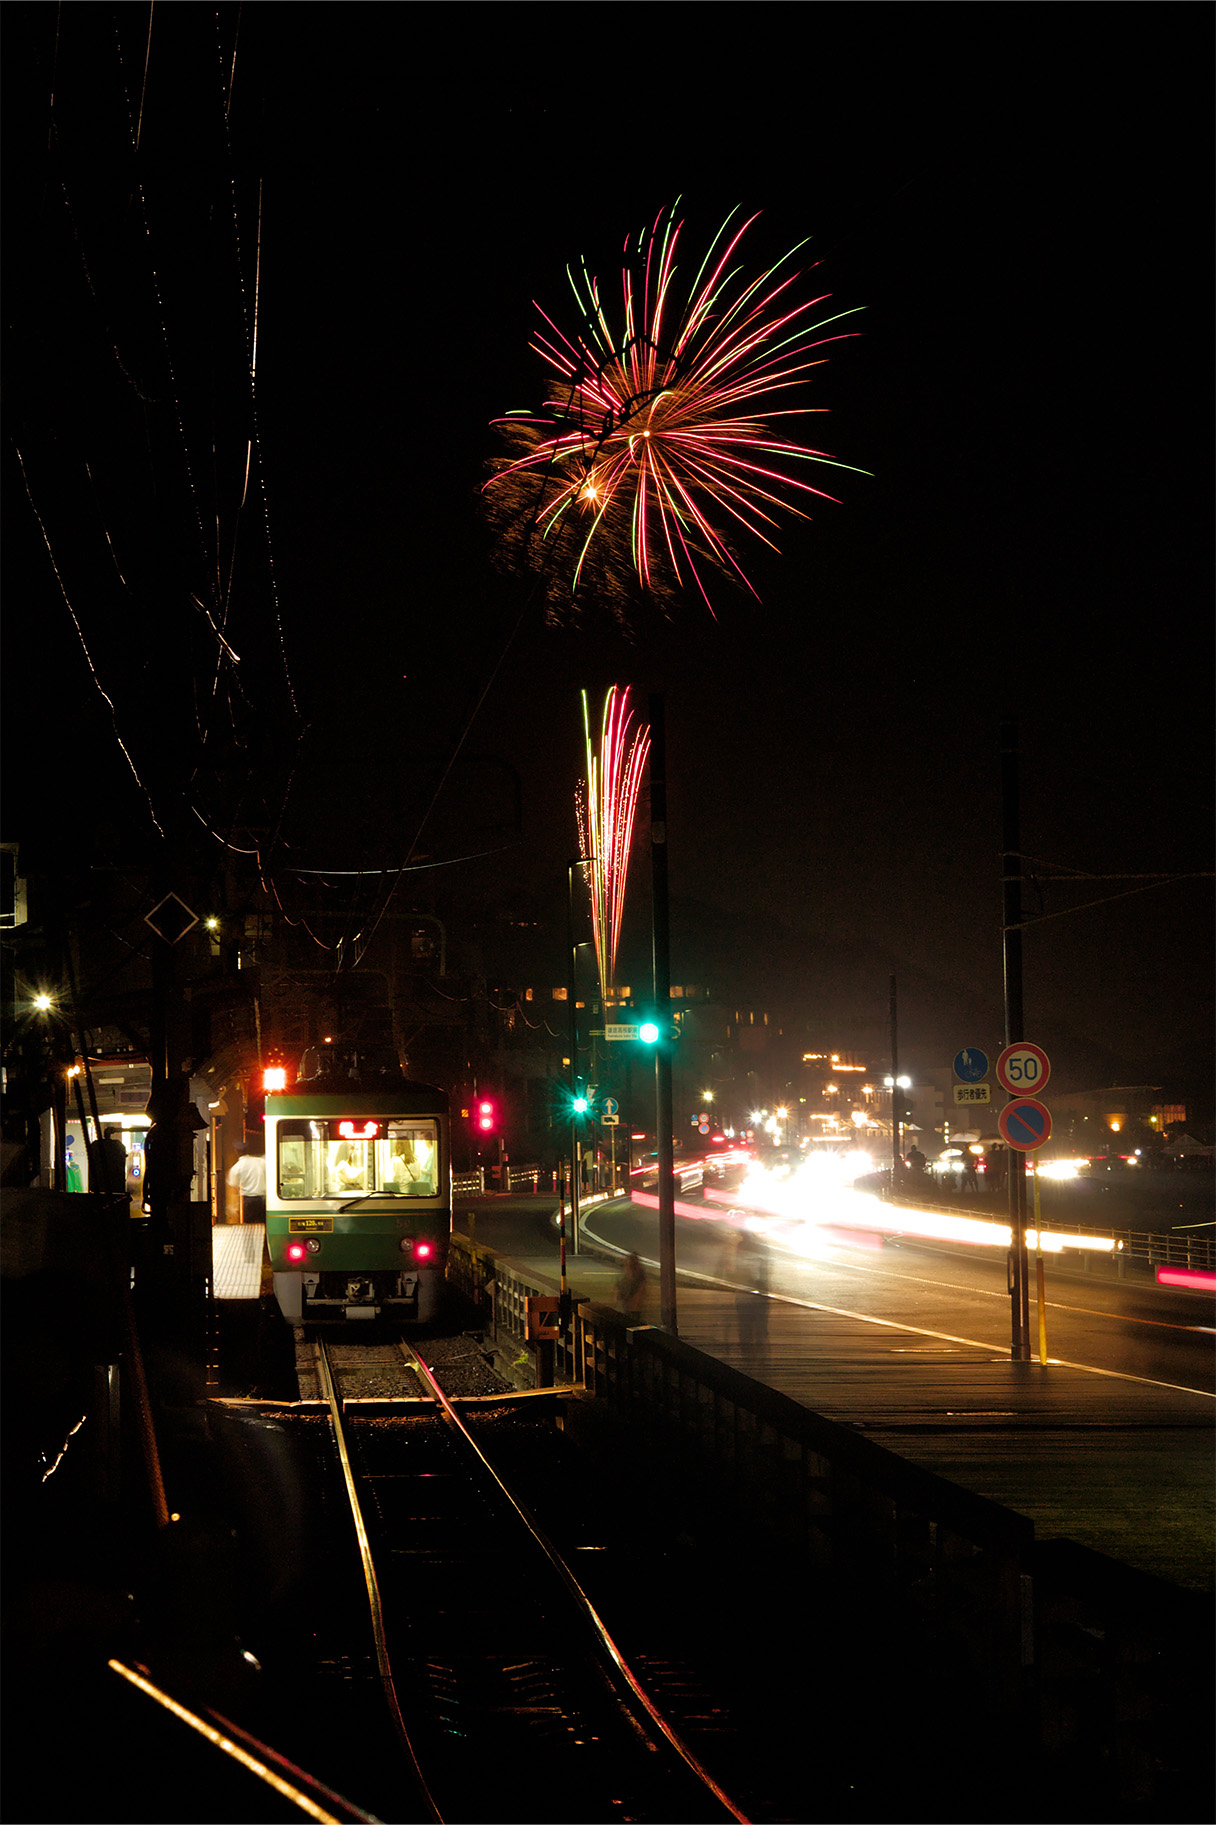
left=211, top=1221, right=267, bottom=1299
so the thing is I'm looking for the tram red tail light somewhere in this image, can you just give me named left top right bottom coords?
left=414, top=1241, right=433, bottom=1261
left=286, top=1242, right=307, bottom=1263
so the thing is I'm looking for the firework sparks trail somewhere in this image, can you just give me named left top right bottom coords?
left=485, top=203, right=864, bottom=620
left=577, top=687, right=650, bottom=1003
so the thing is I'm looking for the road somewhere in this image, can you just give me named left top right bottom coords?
left=462, top=1188, right=1215, bottom=1591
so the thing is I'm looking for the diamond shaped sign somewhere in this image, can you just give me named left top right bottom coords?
left=145, top=892, right=199, bottom=945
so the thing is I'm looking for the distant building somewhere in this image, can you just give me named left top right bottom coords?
left=1049, top=1086, right=1165, bottom=1149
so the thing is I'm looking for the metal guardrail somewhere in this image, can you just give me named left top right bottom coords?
left=881, top=1180, right=1215, bottom=1273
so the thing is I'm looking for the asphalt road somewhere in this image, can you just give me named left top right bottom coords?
left=462, top=1190, right=1215, bottom=1591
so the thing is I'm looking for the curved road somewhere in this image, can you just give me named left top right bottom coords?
left=465, top=1189, right=1215, bottom=1591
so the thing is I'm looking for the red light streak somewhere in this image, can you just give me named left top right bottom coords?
left=1156, top=1265, right=1216, bottom=1292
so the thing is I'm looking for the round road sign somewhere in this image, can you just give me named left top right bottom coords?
left=996, top=1042, right=1051, bottom=1095
left=953, top=1048, right=989, bottom=1083
left=998, top=1097, right=1052, bottom=1151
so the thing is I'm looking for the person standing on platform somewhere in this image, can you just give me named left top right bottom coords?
left=227, top=1143, right=266, bottom=1224
left=88, top=1126, right=128, bottom=1198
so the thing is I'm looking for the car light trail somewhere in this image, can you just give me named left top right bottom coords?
left=708, top=1158, right=1117, bottom=1257
left=1157, top=1265, right=1216, bottom=1292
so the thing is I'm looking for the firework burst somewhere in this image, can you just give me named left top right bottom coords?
left=577, top=686, right=650, bottom=1003
left=485, top=203, right=864, bottom=620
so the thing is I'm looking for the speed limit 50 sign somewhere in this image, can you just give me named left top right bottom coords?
left=996, top=1043, right=1051, bottom=1096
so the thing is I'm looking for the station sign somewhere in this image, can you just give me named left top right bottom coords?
left=996, top=1043, right=1051, bottom=1095
left=605, top=1023, right=640, bottom=1042
left=998, top=1097, right=1052, bottom=1151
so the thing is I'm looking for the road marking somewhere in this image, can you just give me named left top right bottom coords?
left=582, top=1215, right=1216, bottom=1402
left=768, top=1244, right=1215, bottom=1336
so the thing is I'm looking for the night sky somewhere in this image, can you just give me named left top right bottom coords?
left=4, top=6, right=1212, bottom=1109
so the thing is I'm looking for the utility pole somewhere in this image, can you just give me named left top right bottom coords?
left=889, top=973, right=901, bottom=1191
left=566, top=859, right=589, bottom=1256
left=649, top=694, right=677, bottom=1334
left=1001, top=719, right=1032, bottom=1361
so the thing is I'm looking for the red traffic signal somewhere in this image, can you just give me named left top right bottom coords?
left=476, top=1098, right=496, bottom=1133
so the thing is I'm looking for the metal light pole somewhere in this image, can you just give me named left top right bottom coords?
left=649, top=695, right=677, bottom=1334
left=567, top=858, right=592, bottom=1255
left=1001, top=719, right=1032, bottom=1361
left=889, top=974, right=901, bottom=1192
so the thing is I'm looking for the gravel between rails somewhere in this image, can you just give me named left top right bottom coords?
left=318, top=1330, right=513, bottom=1401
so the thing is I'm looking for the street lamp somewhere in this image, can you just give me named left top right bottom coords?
left=884, top=1074, right=912, bottom=1180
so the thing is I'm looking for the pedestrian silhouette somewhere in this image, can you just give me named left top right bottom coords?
left=733, top=1227, right=770, bottom=1353
left=617, top=1251, right=646, bottom=1320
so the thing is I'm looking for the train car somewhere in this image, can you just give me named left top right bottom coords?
left=265, top=1080, right=450, bottom=1323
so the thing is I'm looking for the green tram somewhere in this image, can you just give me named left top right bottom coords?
left=265, top=1080, right=451, bottom=1323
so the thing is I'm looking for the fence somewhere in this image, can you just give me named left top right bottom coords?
left=451, top=1163, right=553, bottom=1199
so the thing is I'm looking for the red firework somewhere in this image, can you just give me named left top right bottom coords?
left=485, top=204, right=863, bottom=617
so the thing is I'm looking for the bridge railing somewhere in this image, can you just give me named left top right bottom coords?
left=452, top=1164, right=553, bottom=1199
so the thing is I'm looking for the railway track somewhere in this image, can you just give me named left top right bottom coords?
left=311, top=1333, right=752, bottom=1825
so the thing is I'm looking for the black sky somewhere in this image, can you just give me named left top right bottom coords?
left=4, top=5, right=1212, bottom=1106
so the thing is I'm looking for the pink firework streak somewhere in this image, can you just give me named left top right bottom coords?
left=577, top=687, right=650, bottom=1002
left=485, top=204, right=865, bottom=615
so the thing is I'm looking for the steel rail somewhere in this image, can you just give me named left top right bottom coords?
left=315, top=1339, right=444, bottom=1825
left=399, top=1341, right=751, bottom=1825
left=108, top=1659, right=371, bottom=1823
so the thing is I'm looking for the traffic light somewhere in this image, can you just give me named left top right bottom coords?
left=639, top=1017, right=681, bottom=1045
left=475, top=1097, right=497, bottom=1134
left=572, top=1092, right=589, bottom=1114
left=639, top=1020, right=661, bottom=1044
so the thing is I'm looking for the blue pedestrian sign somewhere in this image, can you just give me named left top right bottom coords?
left=953, top=1048, right=989, bottom=1083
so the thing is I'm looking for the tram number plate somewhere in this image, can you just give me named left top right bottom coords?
left=289, top=1217, right=334, bottom=1233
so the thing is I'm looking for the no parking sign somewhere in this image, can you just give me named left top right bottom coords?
left=998, top=1097, right=1052, bottom=1151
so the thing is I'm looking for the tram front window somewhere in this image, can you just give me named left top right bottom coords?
left=276, top=1118, right=439, bottom=1199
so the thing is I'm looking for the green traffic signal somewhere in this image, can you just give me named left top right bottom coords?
left=639, top=1020, right=660, bottom=1044
left=572, top=1094, right=589, bottom=1113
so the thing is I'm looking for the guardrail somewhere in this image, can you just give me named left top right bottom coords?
left=452, top=1164, right=554, bottom=1198
left=875, top=1178, right=1215, bottom=1273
